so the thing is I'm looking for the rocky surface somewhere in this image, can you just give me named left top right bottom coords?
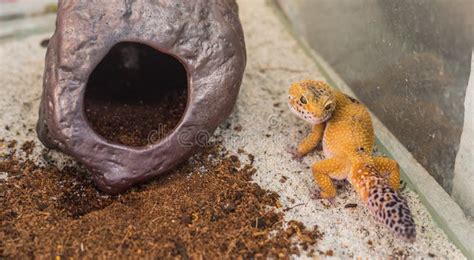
left=37, top=0, right=246, bottom=194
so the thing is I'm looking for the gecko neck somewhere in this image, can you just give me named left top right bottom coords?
left=332, top=89, right=352, bottom=108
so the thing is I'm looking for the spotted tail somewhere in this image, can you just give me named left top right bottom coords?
left=351, top=164, right=416, bottom=242
left=367, top=182, right=416, bottom=242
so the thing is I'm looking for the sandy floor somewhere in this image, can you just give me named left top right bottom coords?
left=0, top=0, right=465, bottom=258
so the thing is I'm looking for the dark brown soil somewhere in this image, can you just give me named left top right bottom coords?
left=20, top=140, right=35, bottom=156
left=84, top=92, right=186, bottom=147
left=1, top=140, right=321, bottom=258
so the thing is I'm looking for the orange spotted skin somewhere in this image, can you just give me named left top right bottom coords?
left=288, top=80, right=416, bottom=242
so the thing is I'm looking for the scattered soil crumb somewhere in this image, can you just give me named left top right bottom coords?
left=391, top=249, right=410, bottom=259
left=7, top=140, right=17, bottom=148
left=233, top=124, right=243, bottom=132
left=248, top=154, right=255, bottom=165
left=21, top=141, right=35, bottom=156
left=1, top=140, right=322, bottom=258
left=344, top=203, right=358, bottom=208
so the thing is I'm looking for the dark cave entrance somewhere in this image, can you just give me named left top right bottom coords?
left=84, top=42, right=188, bottom=147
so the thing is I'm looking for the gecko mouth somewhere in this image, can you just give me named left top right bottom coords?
left=308, top=114, right=331, bottom=124
left=316, top=114, right=332, bottom=123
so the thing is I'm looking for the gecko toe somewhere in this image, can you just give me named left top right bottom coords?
left=285, top=145, right=303, bottom=162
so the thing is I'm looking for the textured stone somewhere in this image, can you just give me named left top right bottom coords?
left=37, top=0, right=246, bottom=194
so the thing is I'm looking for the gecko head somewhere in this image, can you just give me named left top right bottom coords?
left=287, top=80, right=336, bottom=124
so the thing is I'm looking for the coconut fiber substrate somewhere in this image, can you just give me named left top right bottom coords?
left=1, top=137, right=321, bottom=258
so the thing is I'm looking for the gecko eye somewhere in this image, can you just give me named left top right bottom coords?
left=324, top=103, right=333, bottom=111
left=300, top=96, right=307, bottom=104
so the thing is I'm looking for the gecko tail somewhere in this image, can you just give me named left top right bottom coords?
left=367, top=183, right=416, bottom=242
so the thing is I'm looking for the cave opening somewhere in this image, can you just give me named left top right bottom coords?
left=84, top=42, right=188, bottom=147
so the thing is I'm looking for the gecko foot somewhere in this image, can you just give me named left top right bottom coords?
left=285, top=145, right=303, bottom=162
left=310, top=190, right=336, bottom=205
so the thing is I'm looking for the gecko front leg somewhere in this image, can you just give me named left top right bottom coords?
left=288, top=123, right=325, bottom=160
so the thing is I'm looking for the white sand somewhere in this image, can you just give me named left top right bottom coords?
left=0, top=0, right=465, bottom=258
